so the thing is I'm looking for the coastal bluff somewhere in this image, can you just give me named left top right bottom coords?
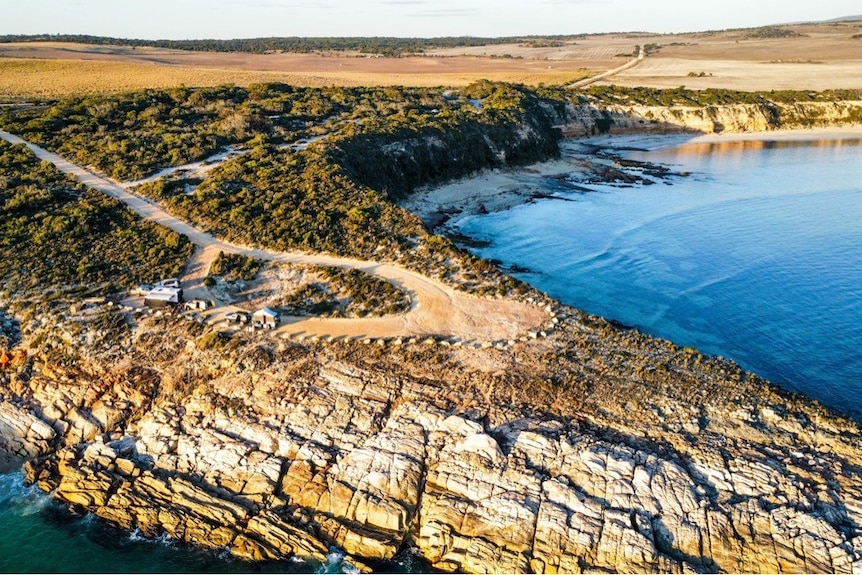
left=2, top=302, right=861, bottom=573
left=557, top=97, right=862, bottom=136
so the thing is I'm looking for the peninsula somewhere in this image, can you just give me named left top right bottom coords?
left=1, top=22, right=862, bottom=573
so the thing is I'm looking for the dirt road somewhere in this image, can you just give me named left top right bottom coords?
left=569, top=44, right=644, bottom=88
left=0, top=129, right=547, bottom=343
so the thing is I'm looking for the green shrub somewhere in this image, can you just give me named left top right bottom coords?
left=209, top=251, right=262, bottom=282
left=197, top=330, right=232, bottom=351
left=0, top=140, right=193, bottom=299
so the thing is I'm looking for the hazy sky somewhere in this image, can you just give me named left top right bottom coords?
left=2, top=0, right=859, bottom=39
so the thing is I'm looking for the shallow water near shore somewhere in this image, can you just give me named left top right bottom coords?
left=458, top=134, right=862, bottom=421
left=0, top=473, right=303, bottom=573
left=0, top=472, right=423, bottom=572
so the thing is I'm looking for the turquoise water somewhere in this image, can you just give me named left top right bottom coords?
left=458, top=135, right=862, bottom=421
left=0, top=470, right=427, bottom=572
left=0, top=472, right=429, bottom=572
left=0, top=473, right=318, bottom=573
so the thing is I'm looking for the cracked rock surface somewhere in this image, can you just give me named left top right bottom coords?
left=2, top=306, right=861, bottom=572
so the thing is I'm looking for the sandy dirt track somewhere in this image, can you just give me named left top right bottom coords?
left=569, top=44, right=644, bottom=88
left=0, top=129, right=546, bottom=343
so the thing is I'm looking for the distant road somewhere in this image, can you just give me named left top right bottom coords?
left=0, top=129, right=546, bottom=343
left=568, top=44, right=645, bottom=89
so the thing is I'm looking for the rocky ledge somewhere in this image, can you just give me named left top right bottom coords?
left=2, top=304, right=862, bottom=573
left=560, top=99, right=862, bottom=136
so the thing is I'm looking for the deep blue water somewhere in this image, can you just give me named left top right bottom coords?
left=458, top=135, right=862, bottom=421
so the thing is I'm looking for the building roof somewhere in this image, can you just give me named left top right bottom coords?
left=145, top=286, right=182, bottom=301
left=253, top=307, right=279, bottom=318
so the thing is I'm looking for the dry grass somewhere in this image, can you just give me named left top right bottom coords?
left=605, top=58, right=862, bottom=91
left=1, top=21, right=861, bottom=98
left=0, top=57, right=590, bottom=99
left=601, top=22, right=862, bottom=91
left=0, top=59, right=293, bottom=99
left=0, top=53, right=591, bottom=100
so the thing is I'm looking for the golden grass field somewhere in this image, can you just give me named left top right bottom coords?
left=0, top=56, right=593, bottom=99
left=0, top=42, right=597, bottom=99
left=605, top=23, right=862, bottom=91
left=0, top=21, right=861, bottom=99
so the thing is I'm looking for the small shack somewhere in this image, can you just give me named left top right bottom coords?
left=144, top=286, right=184, bottom=308
left=253, top=307, right=279, bottom=329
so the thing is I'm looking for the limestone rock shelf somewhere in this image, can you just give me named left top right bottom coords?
left=2, top=304, right=861, bottom=573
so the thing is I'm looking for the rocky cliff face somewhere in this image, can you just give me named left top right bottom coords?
left=559, top=99, right=862, bottom=136
left=331, top=94, right=562, bottom=201
left=3, top=302, right=861, bottom=573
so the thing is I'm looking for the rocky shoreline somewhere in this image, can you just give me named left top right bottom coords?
left=2, top=293, right=862, bottom=572
left=2, top=121, right=862, bottom=571
left=402, top=127, right=862, bottom=238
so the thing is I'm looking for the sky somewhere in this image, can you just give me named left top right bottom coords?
left=1, top=0, right=860, bottom=39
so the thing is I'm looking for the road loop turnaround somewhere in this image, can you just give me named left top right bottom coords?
left=0, top=129, right=547, bottom=343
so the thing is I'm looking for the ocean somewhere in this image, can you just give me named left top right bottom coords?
left=457, top=133, right=862, bottom=421
left=0, top=470, right=427, bottom=572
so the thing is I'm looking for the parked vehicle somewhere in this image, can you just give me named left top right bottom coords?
left=144, top=286, right=184, bottom=308
left=225, top=311, right=251, bottom=324
left=156, top=278, right=180, bottom=288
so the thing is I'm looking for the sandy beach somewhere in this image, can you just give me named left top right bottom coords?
left=687, top=125, right=862, bottom=143
left=399, top=158, right=578, bottom=230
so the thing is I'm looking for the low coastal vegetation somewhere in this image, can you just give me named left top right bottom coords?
left=208, top=251, right=262, bottom=283
left=582, top=85, right=862, bottom=107
left=1, top=82, right=550, bottom=296
left=281, top=265, right=411, bottom=318
left=0, top=140, right=192, bottom=301
left=136, top=142, right=427, bottom=259
left=1, top=83, right=343, bottom=180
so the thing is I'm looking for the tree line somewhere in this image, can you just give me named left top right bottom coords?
left=0, top=34, right=578, bottom=56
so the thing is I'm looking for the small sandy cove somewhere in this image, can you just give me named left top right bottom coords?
left=403, top=126, right=862, bottom=229
left=400, top=158, right=576, bottom=229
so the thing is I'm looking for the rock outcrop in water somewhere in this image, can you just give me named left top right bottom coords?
left=3, top=302, right=862, bottom=573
